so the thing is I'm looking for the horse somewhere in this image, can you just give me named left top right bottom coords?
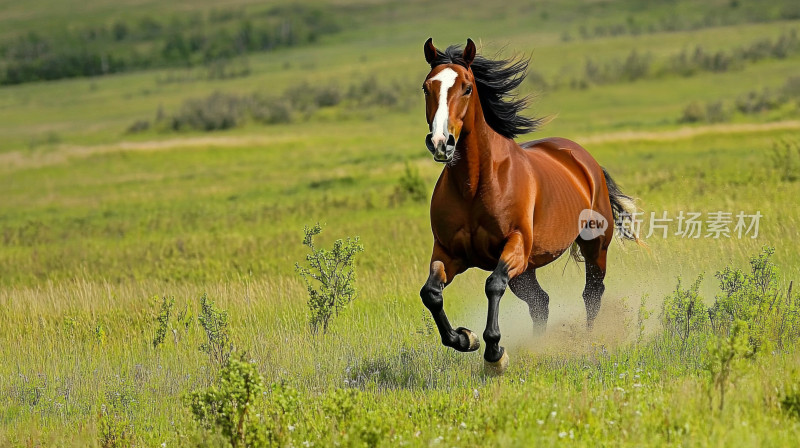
left=418, top=38, right=639, bottom=375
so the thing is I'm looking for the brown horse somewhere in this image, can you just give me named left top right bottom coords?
left=419, top=38, right=639, bottom=375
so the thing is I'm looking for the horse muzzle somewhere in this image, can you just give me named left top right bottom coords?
left=425, top=132, right=456, bottom=163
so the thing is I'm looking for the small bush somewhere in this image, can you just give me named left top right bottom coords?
left=198, top=293, right=234, bottom=367
left=769, top=139, right=800, bottom=182
left=187, top=358, right=268, bottom=447
left=662, top=275, right=708, bottom=341
left=619, top=49, right=651, bottom=81
left=295, top=223, right=364, bottom=333
left=152, top=295, right=174, bottom=349
left=781, top=383, right=800, bottom=419
left=735, top=88, right=781, bottom=114
left=391, top=162, right=427, bottom=205
left=126, top=120, right=150, bottom=134
left=705, top=319, right=755, bottom=411
left=98, top=407, right=136, bottom=448
left=250, top=94, right=293, bottom=124
left=781, top=75, right=800, bottom=101
left=711, top=247, right=778, bottom=328
left=637, top=294, right=652, bottom=346
left=314, top=83, right=343, bottom=107
left=171, top=92, right=245, bottom=131
left=710, top=246, right=800, bottom=348
left=705, top=101, right=729, bottom=123
left=679, top=101, right=706, bottom=123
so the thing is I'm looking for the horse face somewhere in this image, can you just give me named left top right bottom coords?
left=423, top=39, right=476, bottom=163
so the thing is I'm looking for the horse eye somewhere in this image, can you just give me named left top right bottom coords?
left=465, top=86, right=472, bottom=95
left=422, top=87, right=429, bottom=95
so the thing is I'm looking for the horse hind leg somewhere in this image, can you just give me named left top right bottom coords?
left=508, top=268, right=550, bottom=336
left=576, top=238, right=608, bottom=330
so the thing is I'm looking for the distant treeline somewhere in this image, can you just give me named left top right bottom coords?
left=0, top=5, right=345, bottom=85
left=562, top=0, right=800, bottom=41
left=529, top=30, right=800, bottom=91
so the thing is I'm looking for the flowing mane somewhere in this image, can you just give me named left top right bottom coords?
left=427, top=44, right=542, bottom=139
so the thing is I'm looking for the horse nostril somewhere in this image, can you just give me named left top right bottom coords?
left=425, top=134, right=435, bottom=153
left=446, top=134, right=456, bottom=147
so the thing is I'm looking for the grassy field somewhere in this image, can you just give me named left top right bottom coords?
left=2, top=0, right=800, bottom=446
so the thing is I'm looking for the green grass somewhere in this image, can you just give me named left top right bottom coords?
left=2, top=0, right=800, bottom=446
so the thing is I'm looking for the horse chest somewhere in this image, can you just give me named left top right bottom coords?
left=433, top=206, right=505, bottom=268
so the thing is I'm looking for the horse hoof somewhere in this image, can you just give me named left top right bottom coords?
left=484, top=350, right=509, bottom=376
left=456, top=327, right=480, bottom=352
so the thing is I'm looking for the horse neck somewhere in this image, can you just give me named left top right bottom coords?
left=447, top=107, right=514, bottom=199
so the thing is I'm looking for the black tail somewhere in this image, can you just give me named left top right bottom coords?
left=602, top=167, right=639, bottom=242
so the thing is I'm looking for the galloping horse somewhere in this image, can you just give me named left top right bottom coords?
left=419, top=38, right=639, bottom=375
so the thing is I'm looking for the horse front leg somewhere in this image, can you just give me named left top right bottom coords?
left=484, top=231, right=528, bottom=375
left=419, top=248, right=479, bottom=353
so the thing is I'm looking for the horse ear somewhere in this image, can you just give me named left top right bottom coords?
left=424, top=38, right=437, bottom=64
left=463, top=38, right=476, bottom=67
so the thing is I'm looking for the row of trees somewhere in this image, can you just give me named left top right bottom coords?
left=0, top=5, right=345, bottom=85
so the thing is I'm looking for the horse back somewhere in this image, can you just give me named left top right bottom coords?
left=518, top=137, right=614, bottom=260
left=519, top=137, right=609, bottom=209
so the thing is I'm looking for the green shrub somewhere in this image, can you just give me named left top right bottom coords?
left=735, top=88, right=781, bottom=114
left=769, top=139, right=800, bottom=182
left=126, top=120, right=150, bottom=134
left=152, top=295, right=174, bottom=349
left=170, top=92, right=245, bottom=131
left=679, top=101, right=706, bottom=123
left=187, top=358, right=268, bottom=447
left=705, top=319, right=755, bottom=411
left=391, top=162, right=428, bottom=205
left=781, top=75, right=800, bottom=101
left=97, top=408, right=136, bottom=448
left=295, top=223, right=364, bottom=334
left=705, top=101, right=729, bottom=123
left=661, top=274, right=708, bottom=342
left=250, top=94, right=293, bottom=124
left=711, top=248, right=777, bottom=329
left=198, top=293, right=234, bottom=367
left=710, top=246, right=800, bottom=349
left=637, top=294, right=652, bottom=346
left=781, top=383, right=800, bottom=419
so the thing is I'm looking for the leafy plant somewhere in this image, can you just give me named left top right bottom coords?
left=187, top=358, right=268, bottom=447
left=781, top=382, right=800, bottom=419
left=679, top=101, right=706, bottom=123
left=295, top=223, right=364, bottom=334
left=709, top=246, right=799, bottom=349
left=97, top=407, right=135, bottom=448
left=152, top=295, right=174, bottom=349
left=705, top=319, right=755, bottom=411
left=198, top=293, right=234, bottom=367
left=662, top=274, right=708, bottom=342
left=391, top=162, right=428, bottom=205
left=636, top=294, right=652, bottom=346
left=769, top=139, right=800, bottom=182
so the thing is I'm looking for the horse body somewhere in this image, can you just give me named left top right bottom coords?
left=418, top=38, right=637, bottom=375
left=431, top=136, right=614, bottom=276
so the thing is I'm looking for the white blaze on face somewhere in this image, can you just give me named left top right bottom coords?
left=429, top=68, right=458, bottom=148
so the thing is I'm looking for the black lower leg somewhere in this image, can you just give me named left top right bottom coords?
left=510, top=270, right=549, bottom=334
left=583, top=263, right=606, bottom=329
left=483, top=263, right=509, bottom=362
left=420, top=277, right=474, bottom=352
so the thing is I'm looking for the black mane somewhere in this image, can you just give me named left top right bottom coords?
left=428, top=44, right=542, bottom=139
